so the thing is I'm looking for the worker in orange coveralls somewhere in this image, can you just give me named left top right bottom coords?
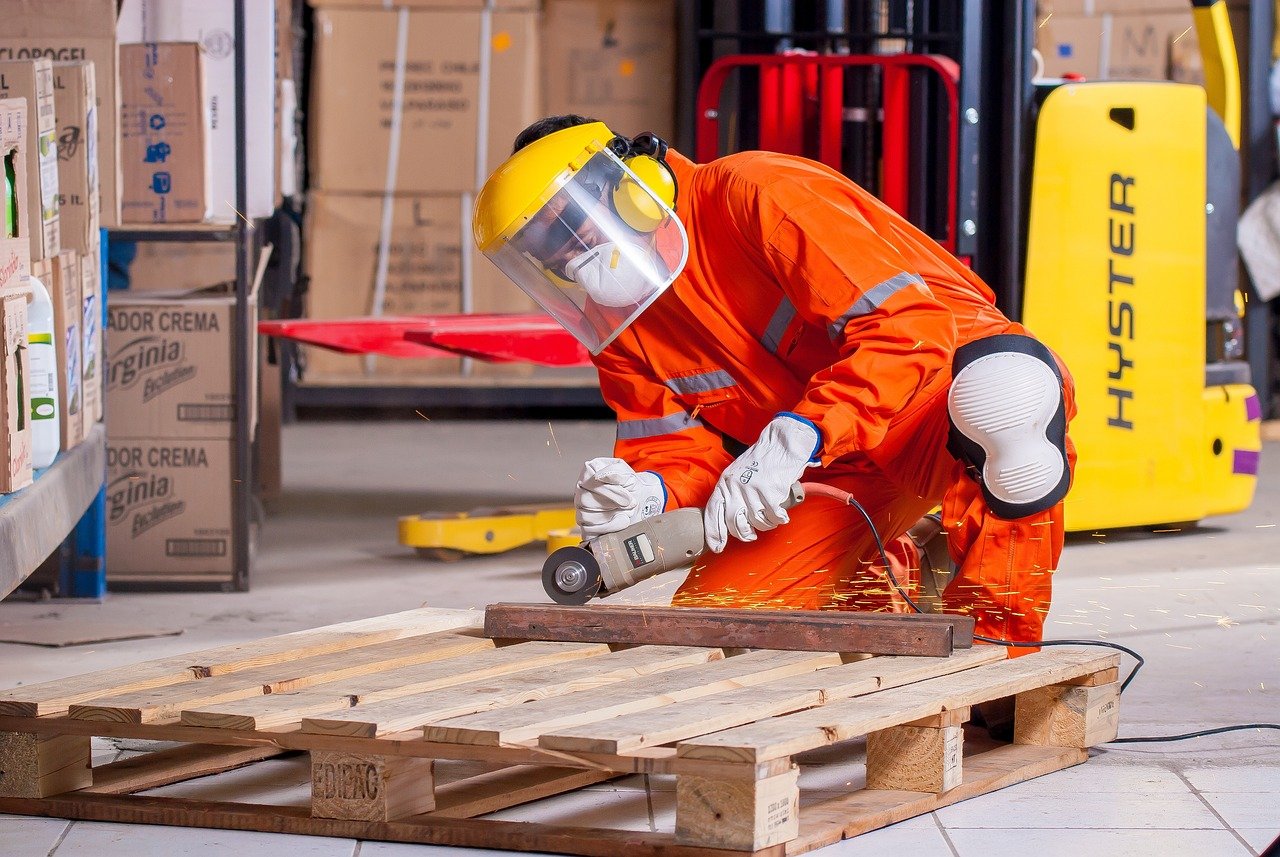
left=472, top=116, right=1077, bottom=651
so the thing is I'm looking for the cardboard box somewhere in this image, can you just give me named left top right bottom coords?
left=303, top=191, right=461, bottom=378
left=128, top=241, right=236, bottom=293
left=1038, top=0, right=1208, bottom=15
left=311, top=0, right=537, bottom=7
left=0, top=98, right=32, bottom=297
left=0, top=60, right=60, bottom=261
left=309, top=8, right=540, bottom=194
left=542, top=0, right=677, bottom=142
left=105, top=286, right=256, bottom=439
left=119, top=43, right=211, bottom=224
left=1037, top=4, right=1249, bottom=83
left=303, top=190, right=538, bottom=379
left=0, top=0, right=121, bottom=228
left=118, top=0, right=277, bottom=221
left=81, top=248, right=102, bottom=425
left=106, top=438, right=233, bottom=576
left=1168, top=5, right=1250, bottom=89
left=1039, top=13, right=1178, bottom=80
left=52, top=61, right=100, bottom=257
left=1, top=293, right=32, bottom=492
left=33, top=252, right=83, bottom=451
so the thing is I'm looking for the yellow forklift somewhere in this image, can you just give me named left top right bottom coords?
left=1021, top=0, right=1261, bottom=528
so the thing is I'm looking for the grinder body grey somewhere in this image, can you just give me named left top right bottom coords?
left=542, top=483, right=805, bottom=604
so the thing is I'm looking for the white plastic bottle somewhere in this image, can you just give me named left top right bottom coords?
left=27, top=275, right=60, bottom=468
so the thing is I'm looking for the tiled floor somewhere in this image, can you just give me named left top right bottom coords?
left=1, top=419, right=1277, bottom=856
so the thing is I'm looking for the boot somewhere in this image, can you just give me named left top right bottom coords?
left=906, top=513, right=955, bottom=614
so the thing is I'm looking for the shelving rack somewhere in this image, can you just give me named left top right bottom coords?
left=0, top=427, right=107, bottom=601
left=105, top=0, right=258, bottom=591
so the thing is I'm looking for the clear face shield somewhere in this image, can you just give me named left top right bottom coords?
left=483, top=148, right=689, bottom=354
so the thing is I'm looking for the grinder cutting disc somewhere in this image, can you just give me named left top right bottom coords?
left=542, top=546, right=603, bottom=605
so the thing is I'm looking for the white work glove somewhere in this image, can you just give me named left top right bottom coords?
left=574, top=457, right=667, bottom=538
left=704, top=413, right=821, bottom=554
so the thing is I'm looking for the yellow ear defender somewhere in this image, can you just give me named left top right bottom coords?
left=606, top=132, right=678, bottom=233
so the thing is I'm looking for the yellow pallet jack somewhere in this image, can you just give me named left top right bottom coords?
left=398, top=505, right=579, bottom=561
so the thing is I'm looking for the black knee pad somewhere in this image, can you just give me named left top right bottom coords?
left=946, top=334, right=1070, bottom=520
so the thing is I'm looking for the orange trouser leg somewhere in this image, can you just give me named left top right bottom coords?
left=939, top=346, right=1078, bottom=653
left=939, top=463, right=1063, bottom=652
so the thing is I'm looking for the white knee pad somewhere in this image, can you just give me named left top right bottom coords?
left=947, top=335, right=1070, bottom=519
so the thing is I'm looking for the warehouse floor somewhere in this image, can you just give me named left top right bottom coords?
left=2, top=417, right=1278, bottom=856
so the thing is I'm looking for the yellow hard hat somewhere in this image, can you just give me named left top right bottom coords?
left=473, top=121, right=678, bottom=252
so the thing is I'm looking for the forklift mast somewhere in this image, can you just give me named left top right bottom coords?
left=677, top=0, right=1276, bottom=417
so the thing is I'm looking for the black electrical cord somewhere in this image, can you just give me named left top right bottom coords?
left=1109, top=724, right=1280, bottom=744
left=802, top=484, right=1280, bottom=744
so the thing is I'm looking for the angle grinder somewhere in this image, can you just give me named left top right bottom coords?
left=542, top=482, right=806, bottom=604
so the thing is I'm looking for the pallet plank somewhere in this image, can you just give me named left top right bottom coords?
left=302, top=646, right=723, bottom=738
left=540, top=646, right=1005, bottom=754
left=678, top=649, right=1121, bottom=763
left=485, top=604, right=971, bottom=656
left=428, top=650, right=841, bottom=747
left=0, top=608, right=484, bottom=717
left=85, top=745, right=287, bottom=795
left=430, top=766, right=620, bottom=818
left=0, top=715, right=789, bottom=781
left=70, top=633, right=495, bottom=724
left=0, top=792, right=778, bottom=857
left=790, top=743, right=1087, bottom=853
left=181, top=641, right=622, bottom=731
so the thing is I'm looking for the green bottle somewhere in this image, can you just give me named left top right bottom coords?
left=3, top=152, right=14, bottom=238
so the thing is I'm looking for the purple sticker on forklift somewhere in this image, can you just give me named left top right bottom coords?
left=1245, top=394, right=1261, bottom=422
left=1233, top=449, right=1260, bottom=476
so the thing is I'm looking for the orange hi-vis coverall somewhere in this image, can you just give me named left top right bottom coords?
left=594, top=149, right=1077, bottom=647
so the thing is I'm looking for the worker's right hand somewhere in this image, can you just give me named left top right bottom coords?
left=574, top=457, right=667, bottom=538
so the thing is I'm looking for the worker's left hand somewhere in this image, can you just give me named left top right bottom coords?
left=704, top=413, right=821, bottom=553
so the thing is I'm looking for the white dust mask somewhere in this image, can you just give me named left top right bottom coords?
left=563, top=241, right=661, bottom=308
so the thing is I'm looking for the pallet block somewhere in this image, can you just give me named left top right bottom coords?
left=0, top=606, right=1123, bottom=854
left=0, top=732, right=91, bottom=797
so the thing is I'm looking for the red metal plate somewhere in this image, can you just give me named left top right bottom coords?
left=258, top=314, right=592, bottom=367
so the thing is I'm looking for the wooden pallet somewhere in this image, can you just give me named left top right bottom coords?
left=0, top=607, right=1121, bottom=855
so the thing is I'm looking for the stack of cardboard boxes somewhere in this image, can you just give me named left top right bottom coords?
left=0, top=98, right=33, bottom=493
left=53, top=58, right=104, bottom=442
left=302, top=0, right=676, bottom=383
left=0, top=58, right=60, bottom=264
left=0, top=54, right=103, bottom=495
left=0, top=0, right=122, bottom=229
left=115, top=0, right=278, bottom=224
left=105, top=284, right=257, bottom=584
left=1037, top=0, right=1249, bottom=84
left=52, top=59, right=105, bottom=445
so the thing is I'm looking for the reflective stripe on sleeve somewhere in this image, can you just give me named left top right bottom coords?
left=828, top=272, right=926, bottom=339
left=760, top=297, right=797, bottom=354
left=616, top=412, right=705, bottom=440
left=664, top=369, right=736, bottom=395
